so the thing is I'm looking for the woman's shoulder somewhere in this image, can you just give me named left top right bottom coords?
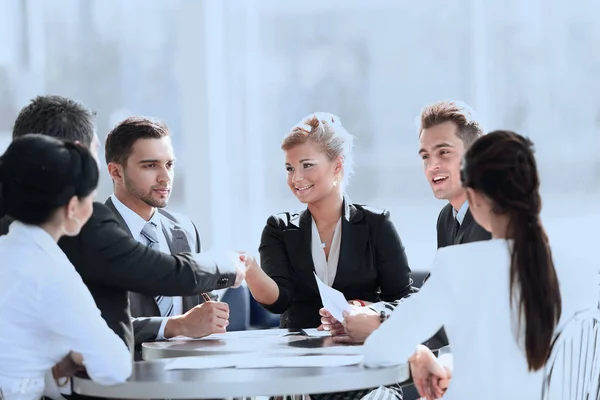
left=437, top=239, right=510, bottom=267
left=350, top=204, right=391, bottom=224
left=264, top=209, right=306, bottom=230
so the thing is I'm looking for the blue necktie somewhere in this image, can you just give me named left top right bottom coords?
left=141, top=222, right=174, bottom=317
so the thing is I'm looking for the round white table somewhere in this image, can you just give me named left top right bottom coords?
left=72, top=358, right=410, bottom=399
left=142, top=329, right=346, bottom=360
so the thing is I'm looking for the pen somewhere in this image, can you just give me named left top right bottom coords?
left=201, top=293, right=212, bottom=302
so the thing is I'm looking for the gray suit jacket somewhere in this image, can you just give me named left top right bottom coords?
left=105, top=198, right=206, bottom=359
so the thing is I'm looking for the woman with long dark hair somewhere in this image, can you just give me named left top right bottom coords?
left=0, top=135, right=131, bottom=400
left=363, top=131, right=562, bottom=399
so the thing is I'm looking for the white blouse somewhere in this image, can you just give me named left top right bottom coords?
left=311, top=217, right=342, bottom=287
left=0, top=222, right=131, bottom=400
left=363, top=239, right=599, bottom=400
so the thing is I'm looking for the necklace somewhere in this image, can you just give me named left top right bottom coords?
left=320, top=225, right=337, bottom=249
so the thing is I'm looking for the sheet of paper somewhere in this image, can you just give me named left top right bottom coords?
left=265, top=346, right=364, bottom=356
left=301, top=328, right=332, bottom=337
left=168, top=328, right=290, bottom=341
left=313, top=272, right=351, bottom=322
left=164, top=355, right=247, bottom=370
left=235, top=355, right=364, bottom=369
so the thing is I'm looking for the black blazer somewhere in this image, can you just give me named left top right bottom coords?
left=0, top=202, right=236, bottom=353
left=259, top=200, right=413, bottom=330
left=423, top=202, right=492, bottom=351
left=437, top=203, right=491, bottom=248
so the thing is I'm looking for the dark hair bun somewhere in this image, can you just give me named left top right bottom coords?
left=0, top=134, right=99, bottom=224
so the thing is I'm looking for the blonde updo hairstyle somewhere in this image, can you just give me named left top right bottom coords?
left=281, top=112, right=355, bottom=189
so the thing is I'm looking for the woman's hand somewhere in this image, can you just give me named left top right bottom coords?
left=331, top=309, right=380, bottom=344
left=408, top=345, right=451, bottom=400
left=318, top=308, right=346, bottom=335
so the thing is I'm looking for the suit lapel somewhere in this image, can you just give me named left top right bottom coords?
left=158, top=211, right=192, bottom=254
left=283, top=210, right=319, bottom=294
left=105, top=197, right=162, bottom=316
left=332, top=201, right=368, bottom=290
left=105, top=198, right=133, bottom=236
left=158, top=211, right=199, bottom=312
left=455, top=208, right=474, bottom=244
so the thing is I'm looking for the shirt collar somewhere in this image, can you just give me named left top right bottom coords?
left=453, top=200, right=469, bottom=225
left=110, top=194, right=162, bottom=237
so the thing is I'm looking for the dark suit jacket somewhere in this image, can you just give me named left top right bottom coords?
left=0, top=202, right=236, bottom=354
left=259, top=199, right=414, bottom=330
left=424, top=202, right=492, bottom=350
left=105, top=198, right=206, bottom=360
left=437, top=202, right=491, bottom=249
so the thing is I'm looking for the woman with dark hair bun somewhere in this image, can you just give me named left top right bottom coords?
left=362, top=131, right=567, bottom=399
left=0, top=134, right=131, bottom=400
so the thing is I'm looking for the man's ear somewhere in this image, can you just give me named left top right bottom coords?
left=107, top=162, right=124, bottom=185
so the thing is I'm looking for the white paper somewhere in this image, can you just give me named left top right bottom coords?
left=235, top=355, right=364, bottom=368
left=265, top=346, right=364, bottom=356
left=168, top=328, right=290, bottom=341
left=301, top=328, right=331, bottom=337
left=165, top=353, right=364, bottom=370
left=164, top=355, right=245, bottom=370
left=313, top=272, right=351, bottom=322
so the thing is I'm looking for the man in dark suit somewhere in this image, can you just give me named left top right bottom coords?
left=418, top=100, right=491, bottom=250
left=0, top=96, right=244, bottom=357
left=407, top=100, right=492, bottom=399
left=103, top=116, right=230, bottom=360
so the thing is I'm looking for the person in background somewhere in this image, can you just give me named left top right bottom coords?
left=242, top=112, right=413, bottom=400
left=0, top=135, right=131, bottom=400
left=104, top=116, right=230, bottom=360
left=0, top=95, right=245, bottom=357
left=321, top=101, right=490, bottom=399
left=362, top=131, right=563, bottom=399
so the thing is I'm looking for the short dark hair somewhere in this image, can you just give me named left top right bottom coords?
left=105, top=117, right=170, bottom=166
left=419, top=100, right=483, bottom=149
left=0, top=134, right=99, bottom=224
left=12, top=95, right=96, bottom=147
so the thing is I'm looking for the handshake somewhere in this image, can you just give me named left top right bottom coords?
left=230, top=252, right=260, bottom=289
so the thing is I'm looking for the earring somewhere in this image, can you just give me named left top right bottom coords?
left=333, top=180, right=337, bottom=187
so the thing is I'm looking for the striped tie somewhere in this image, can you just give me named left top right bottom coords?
left=141, top=222, right=174, bottom=317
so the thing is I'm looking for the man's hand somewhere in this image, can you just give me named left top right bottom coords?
left=331, top=309, right=380, bottom=344
left=408, top=345, right=451, bottom=400
left=52, top=353, right=84, bottom=380
left=164, top=301, right=230, bottom=338
left=230, top=253, right=249, bottom=288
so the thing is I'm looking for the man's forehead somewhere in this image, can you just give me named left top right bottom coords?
left=130, top=138, right=174, bottom=158
left=419, top=125, right=463, bottom=151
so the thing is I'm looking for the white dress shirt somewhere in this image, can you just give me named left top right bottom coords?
left=311, top=217, right=342, bottom=287
left=363, top=239, right=599, bottom=399
left=110, top=194, right=183, bottom=339
left=0, top=222, right=131, bottom=400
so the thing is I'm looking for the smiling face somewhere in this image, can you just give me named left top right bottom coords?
left=419, top=121, right=466, bottom=203
left=284, top=141, right=342, bottom=205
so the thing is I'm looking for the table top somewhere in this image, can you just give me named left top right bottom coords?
left=142, top=329, right=345, bottom=360
left=72, top=358, right=410, bottom=399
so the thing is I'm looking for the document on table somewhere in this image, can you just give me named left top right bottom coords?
left=301, top=328, right=331, bottom=337
left=236, top=355, right=364, bottom=368
left=313, top=272, right=351, bottom=322
left=167, top=329, right=291, bottom=341
left=164, top=355, right=242, bottom=370
left=164, top=353, right=364, bottom=370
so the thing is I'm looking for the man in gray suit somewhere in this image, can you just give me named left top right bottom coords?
left=104, top=116, right=230, bottom=360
